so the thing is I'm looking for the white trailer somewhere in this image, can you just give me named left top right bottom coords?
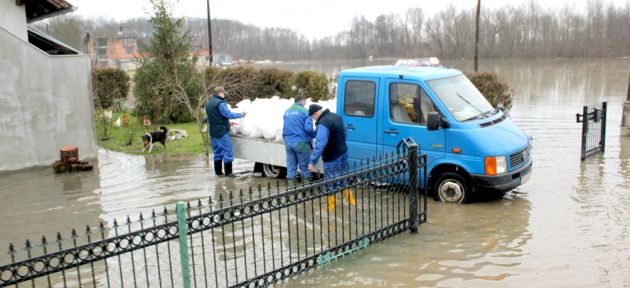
left=231, top=134, right=322, bottom=178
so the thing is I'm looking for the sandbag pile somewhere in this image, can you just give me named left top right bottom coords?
left=228, top=96, right=336, bottom=142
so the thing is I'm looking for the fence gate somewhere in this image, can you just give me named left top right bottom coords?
left=576, top=101, right=607, bottom=160
left=0, top=140, right=427, bottom=288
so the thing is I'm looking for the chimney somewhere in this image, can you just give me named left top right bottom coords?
left=83, top=32, right=93, bottom=54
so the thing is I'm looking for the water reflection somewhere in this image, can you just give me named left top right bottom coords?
left=97, top=149, right=216, bottom=221
left=0, top=166, right=102, bottom=263
left=284, top=195, right=532, bottom=287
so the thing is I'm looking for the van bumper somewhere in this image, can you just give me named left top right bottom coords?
left=471, top=160, right=532, bottom=193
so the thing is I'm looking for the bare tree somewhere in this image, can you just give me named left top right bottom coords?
left=474, top=0, right=481, bottom=71
left=39, top=1, right=630, bottom=61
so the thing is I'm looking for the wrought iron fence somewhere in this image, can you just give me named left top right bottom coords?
left=576, top=101, right=607, bottom=160
left=1, top=142, right=426, bottom=288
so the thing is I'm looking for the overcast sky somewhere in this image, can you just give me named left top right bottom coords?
left=67, top=0, right=621, bottom=39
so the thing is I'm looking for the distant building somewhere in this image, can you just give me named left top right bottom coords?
left=94, top=30, right=140, bottom=71
left=0, top=0, right=97, bottom=172
left=93, top=36, right=233, bottom=70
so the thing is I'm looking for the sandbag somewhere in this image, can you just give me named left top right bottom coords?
left=230, top=97, right=337, bottom=141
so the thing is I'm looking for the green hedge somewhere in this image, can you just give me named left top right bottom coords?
left=291, top=71, right=331, bottom=101
left=257, top=68, right=295, bottom=99
left=205, top=66, right=259, bottom=103
left=466, top=72, right=513, bottom=112
left=204, top=67, right=332, bottom=104
left=92, top=68, right=130, bottom=109
left=134, top=65, right=333, bottom=124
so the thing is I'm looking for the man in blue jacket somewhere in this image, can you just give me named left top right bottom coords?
left=282, top=95, right=316, bottom=181
left=205, top=86, right=246, bottom=177
left=307, top=104, right=355, bottom=210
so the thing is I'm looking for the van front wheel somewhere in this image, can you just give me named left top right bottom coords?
left=434, top=172, right=470, bottom=204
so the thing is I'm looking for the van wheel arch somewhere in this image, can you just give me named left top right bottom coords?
left=255, top=162, right=287, bottom=179
left=428, top=164, right=474, bottom=203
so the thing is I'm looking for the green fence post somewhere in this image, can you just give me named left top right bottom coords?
left=176, top=201, right=191, bottom=288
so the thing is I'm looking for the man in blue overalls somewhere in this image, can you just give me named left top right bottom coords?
left=282, top=95, right=316, bottom=181
left=307, top=104, right=355, bottom=210
left=205, top=86, right=246, bottom=177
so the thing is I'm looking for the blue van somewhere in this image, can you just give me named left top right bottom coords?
left=338, top=66, right=532, bottom=203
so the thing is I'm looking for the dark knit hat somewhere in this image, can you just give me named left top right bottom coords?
left=308, top=104, right=323, bottom=116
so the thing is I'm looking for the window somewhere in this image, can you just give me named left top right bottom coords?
left=123, top=37, right=136, bottom=47
left=96, top=48, right=107, bottom=57
left=427, top=75, right=495, bottom=122
left=126, top=47, right=133, bottom=54
left=389, top=83, right=437, bottom=125
left=344, top=81, right=376, bottom=117
left=96, top=38, right=108, bottom=47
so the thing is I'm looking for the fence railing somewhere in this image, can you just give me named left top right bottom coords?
left=576, top=101, right=607, bottom=160
left=1, top=143, right=426, bottom=288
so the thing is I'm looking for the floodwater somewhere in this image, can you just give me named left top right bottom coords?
left=1, top=58, right=629, bottom=287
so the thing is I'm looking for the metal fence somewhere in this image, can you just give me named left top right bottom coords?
left=1, top=141, right=426, bottom=288
left=576, top=101, right=607, bottom=160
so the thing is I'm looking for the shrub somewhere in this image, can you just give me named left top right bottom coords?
left=291, top=71, right=332, bottom=101
left=466, top=72, right=513, bottom=112
left=92, top=68, right=130, bottom=109
left=204, top=66, right=252, bottom=103
left=205, top=66, right=260, bottom=104
left=256, top=68, right=296, bottom=99
left=121, top=113, right=136, bottom=146
left=112, top=98, right=125, bottom=113
left=203, top=67, right=333, bottom=104
left=134, top=62, right=200, bottom=124
left=95, top=109, right=113, bottom=140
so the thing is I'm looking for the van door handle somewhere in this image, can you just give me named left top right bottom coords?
left=346, top=124, right=356, bottom=130
left=384, top=129, right=399, bottom=135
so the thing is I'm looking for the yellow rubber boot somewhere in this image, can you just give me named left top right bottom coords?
left=343, top=189, right=356, bottom=206
left=327, top=195, right=337, bottom=210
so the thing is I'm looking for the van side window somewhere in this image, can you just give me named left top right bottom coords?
left=344, top=80, right=376, bottom=117
left=389, top=83, right=437, bottom=125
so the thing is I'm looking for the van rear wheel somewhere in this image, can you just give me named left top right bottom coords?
left=434, top=172, right=470, bottom=204
left=261, top=163, right=287, bottom=179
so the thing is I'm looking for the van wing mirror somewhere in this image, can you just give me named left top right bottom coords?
left=427, top=112, right=441, bottom=131
left=441, top=117, right=450, bottom=129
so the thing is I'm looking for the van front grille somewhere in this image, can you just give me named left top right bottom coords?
left=510, top=145, right=531, bottom=168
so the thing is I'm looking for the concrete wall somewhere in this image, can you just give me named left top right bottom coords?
left=0, top=1, right=27, bottom=41
left=0, top=26, right=97, bottom=172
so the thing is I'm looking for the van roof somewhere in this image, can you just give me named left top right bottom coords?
left=340, top=65, right=461, bottom=81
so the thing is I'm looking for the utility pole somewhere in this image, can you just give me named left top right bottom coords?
left=474, top=0, right=481, bottom=72
left=207, top=0, right=213, bottom=67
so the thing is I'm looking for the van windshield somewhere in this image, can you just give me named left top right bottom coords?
left=426, top=75, right=496, bottom=122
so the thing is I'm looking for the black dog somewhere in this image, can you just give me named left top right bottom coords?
left=141, top=126, right=168, bottom=153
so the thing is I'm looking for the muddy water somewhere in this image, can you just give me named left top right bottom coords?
left=1, top=59, right=629, bottom=286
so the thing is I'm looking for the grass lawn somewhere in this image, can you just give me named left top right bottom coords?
left=96, top=112, right=210, bottom=155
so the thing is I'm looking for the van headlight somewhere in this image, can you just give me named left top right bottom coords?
left=485, top=156, right=507, bottom=175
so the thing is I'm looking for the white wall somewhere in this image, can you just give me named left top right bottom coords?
left=0, top=1, right=27, bottom=41
left=0, top=26, right=97, bottom=172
